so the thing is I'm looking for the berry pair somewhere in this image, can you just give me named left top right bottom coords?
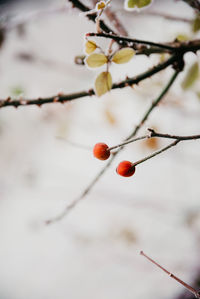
left=93, top=143, right=136, bottom=177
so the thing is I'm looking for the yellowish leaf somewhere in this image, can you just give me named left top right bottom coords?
left=192, top=15, right=200, bottom=33
left=86, top=53, right=107, bottom=68
left=112, top=48, right=135, bottom=64
left=95, top=72, right=112, bottom=97
left=182, top=62, right=199, bottom=90
left=96, top=1, right=106, bottom=10
left=85, top=40, right=97, bottom=54
left=126, top=0, right=152, bottom=9
left=176, top=34, right=189, bottom=41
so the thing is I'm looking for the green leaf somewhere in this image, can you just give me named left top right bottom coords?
left=10, top=86, right=24, bottom=96
left=86, top=53, right=107, bottom=68
left=85, top=40, right=97, bottom=55
left=126, top=0, right=152, bottom=9
left=176, top=34, right=189, bottom=42
left=182, top=62, right=199, bottom=90
left=112, top=48, right=135, bottom=64
left=192, top=14, right=200, bottom=33
left=195, top=91, right=200, bottom=100
left=95, top=72, right=112, bottom=97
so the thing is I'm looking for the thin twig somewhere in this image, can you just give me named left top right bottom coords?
left=126, top=70, right=180, bottom=140
left=140, top=251, right=200, bottom=298
left=148, top=128, right=200, bottom=141
left=68, top=0, right=116, bottom=35
left=115, top=8, right=192, bottom=23
left=104, top=7, right=128, bottom=36
left=46, top=70, right=180, bottom=224
left=86, top=32, right=176, bottom=52
left=140, top=11, right=192, bottom=23
left=3, top=5, right=70, bottom=31
left=108, top=135, right=148, bottom=151
left=56, top=136, right=91, bottom=151
left=87, top=32, right=200, bottom=55
left=91, top=0, right=128, bottom=36
left=108, top=129, right=200, bottom=151
left=134, top=139, right=180, bottom=166
left=181, top=0, right=200, bottom=12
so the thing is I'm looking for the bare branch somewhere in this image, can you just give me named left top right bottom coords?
left=140, top=251, right=200, bottom=298
left=181, top=0, right=200, bottom=12
left=0, top=54, right=177, bottom=109
left=126, top=70, right=180, bottom=140
left=87, top=32, right=200, bottom=55
left=108, top=129, right=200, bottom=151
left=148, top=128, right=200, bottom=141
left=86, top=32, right=176, bottom=52
left=46, top=70, right=180, bottom=224
left=68, top=0, right=116, bottom=35
left=91, top=0, right=128, bottom=36
left=140, top=11, right=192, bottom=23
left=134, top=139, right=180, bottom=166
left=108, top=135, right=148, bottom=151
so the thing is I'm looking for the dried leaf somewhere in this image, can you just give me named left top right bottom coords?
left=104, top=108, right=116, bottom=125
left=85, top=40, right=97, bottom=55
left=112, top=48, right=135, bottom=64
left=182, top=62, right=199, bottom=90
left=95, top=72, right=112, bottom=97
left=86, top=53, right=107, bottom=68
left=144, top=137, right=159, bottom=150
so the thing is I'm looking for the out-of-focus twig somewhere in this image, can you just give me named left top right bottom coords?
left=181, top=0, right=200, bottom=12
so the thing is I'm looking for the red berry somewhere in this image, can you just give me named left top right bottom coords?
left=116, top=161, right=136, bottom=177
left=93, top=143, right=110, bottom=160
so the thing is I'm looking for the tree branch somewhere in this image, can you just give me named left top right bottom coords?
left=181, top=0, right=200, bottom=12
left=104, top=7, right=128, bottom=36
left=108, top=129, right=200, bottom=151
left=86, top=32, right=176, bottom=52
left=126, top=70, right=180, bottom=140
left=46, top=70, right=180, bottom=224
left=68, top=0, right=116, bottom=34
left=87, top=32, right=200, bottom=55
left=148, top=128, right=200, bottom=141
left=0, top=54, right=177, bottom=109
left=91, top=0, right=128, bottom=36
left=140, top=11, right=192, bottom=23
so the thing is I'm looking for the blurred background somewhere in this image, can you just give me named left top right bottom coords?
left=0, top=0, right=200, bottom=299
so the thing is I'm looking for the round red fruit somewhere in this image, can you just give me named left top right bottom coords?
left=93, top=143, right=110, bottom=160
left=116, top=161, right=136, bottom=177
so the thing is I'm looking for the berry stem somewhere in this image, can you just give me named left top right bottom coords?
left=108, top=135, right=148, bottom=151
left=109, top=129, right=200, bottom=153
left=140, top=251, right=200, bottom=298
left=134, top=139, right=180, bottom=166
